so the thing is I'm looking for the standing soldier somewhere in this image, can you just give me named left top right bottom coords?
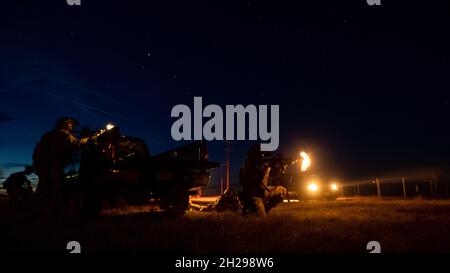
left=238, top=144, right=287, bottom=217
left=33, top=117, right=82, bottom=218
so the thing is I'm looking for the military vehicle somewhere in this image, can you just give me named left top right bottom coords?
left=293, top=174, right=339, bottom=201
left=63, top=124, right=219, bottom=217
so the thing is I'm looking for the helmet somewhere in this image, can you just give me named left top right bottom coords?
left=24, top=165, right=34, bottom=175
left=55, top=117, right=80, bottom=131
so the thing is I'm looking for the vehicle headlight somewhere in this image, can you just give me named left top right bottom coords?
left=331, top=183, right=338, bottom=191
left=307, top=183, right=319, bottom=192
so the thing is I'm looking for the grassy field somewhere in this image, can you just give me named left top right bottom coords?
left=2, top=195, right=450, bottom=253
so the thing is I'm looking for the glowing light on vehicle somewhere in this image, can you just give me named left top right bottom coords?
left=300, top=151, right=311, bottom=172
left=307, top=183, right=318, bottom=192
left=283, top=199, right=300, bottom=203
left=106, top=123, right=115, bottom=130
left=331, top=183, right=338, bottom=191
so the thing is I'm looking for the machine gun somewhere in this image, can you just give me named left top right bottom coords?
left=261, top=154, right=298, bottom=186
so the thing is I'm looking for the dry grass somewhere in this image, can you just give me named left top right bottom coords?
left=2, top=197, right=450, bottom=253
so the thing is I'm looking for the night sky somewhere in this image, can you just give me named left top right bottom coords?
left=1, top=0, right=449, bottom=191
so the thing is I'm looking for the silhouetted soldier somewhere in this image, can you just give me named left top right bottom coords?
left=33, top=117, right=83, bottom=217
left=239, top=144, right=287, bottom=216
left=2, top=166, right=34, bottom=209
left=196, top=188, right=241, bottom=212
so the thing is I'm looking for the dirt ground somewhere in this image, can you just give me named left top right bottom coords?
left=2, top=195, right=450, bottom=253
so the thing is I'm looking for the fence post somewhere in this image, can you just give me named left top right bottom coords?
left=376, top=177, right=381, bottom=198
left=401, top=177, right=407, bottom=198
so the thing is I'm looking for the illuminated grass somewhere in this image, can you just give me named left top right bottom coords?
left=2, top=199, right=450, bottom=253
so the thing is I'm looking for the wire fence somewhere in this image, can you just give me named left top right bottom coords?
left=340, top=176, right=450, bottom=198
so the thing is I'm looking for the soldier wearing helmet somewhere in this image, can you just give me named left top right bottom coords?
left=33, top=117, right=83, bottom=217
left=2, top=166, right=34, bottom=209
left=238, top=144, right=287, bottom=216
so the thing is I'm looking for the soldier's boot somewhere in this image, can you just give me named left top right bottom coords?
left=263, top=186, right=287, bottom=214
left=252, top=197, right=267, bottom=217
left=238, top=191, right=252, bottom=216
left=265, top=195, right=284, bottom=213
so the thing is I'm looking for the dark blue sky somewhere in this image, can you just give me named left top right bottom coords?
left=1, top=0, right=449, bottom=190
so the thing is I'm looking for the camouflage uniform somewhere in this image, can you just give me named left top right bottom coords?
left=2, top=167, right=34, bottom=208
left=203, top=189, right=241, bottom=212
left=33, top=118, right=80, bottom=216
left=239, top=145, right=287, bottom=217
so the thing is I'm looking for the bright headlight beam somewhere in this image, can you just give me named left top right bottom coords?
left=307, top=183, right=318, bottom=192
left=331, top=183, right=338, bottom=191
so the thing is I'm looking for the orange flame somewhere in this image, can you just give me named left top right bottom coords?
left=300, top=151, right=311, bottom=172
